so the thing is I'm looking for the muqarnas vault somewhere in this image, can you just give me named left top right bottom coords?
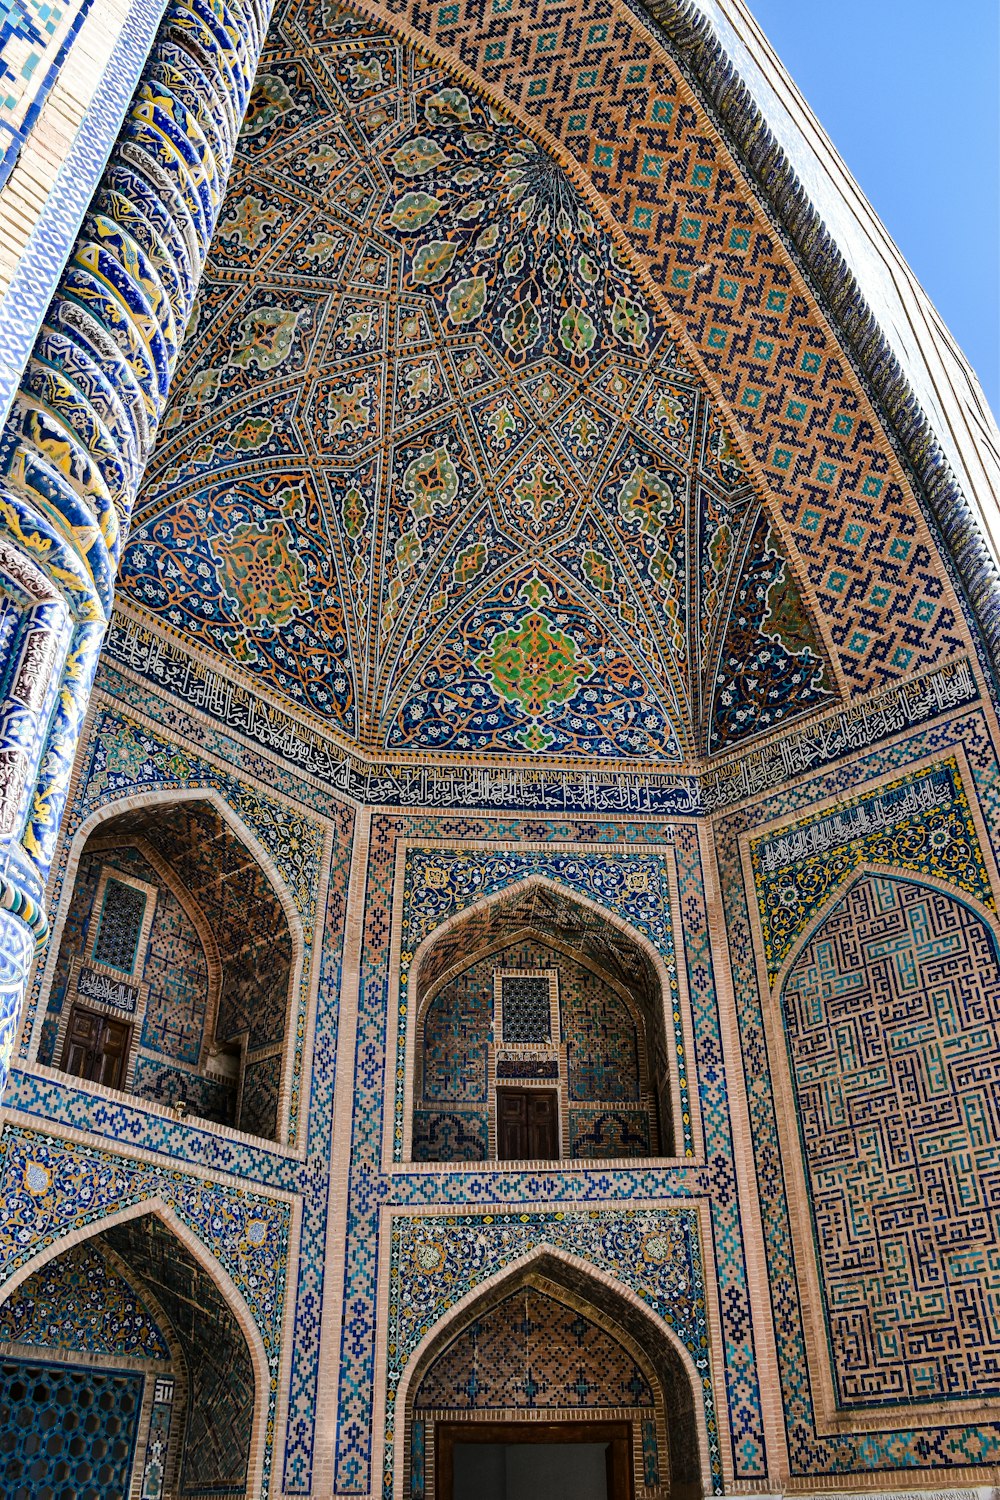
left=0, top=0, right=998, bottom=1496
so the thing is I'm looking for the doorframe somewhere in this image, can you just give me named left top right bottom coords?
left=434, top=1418, right=633, bottom=1500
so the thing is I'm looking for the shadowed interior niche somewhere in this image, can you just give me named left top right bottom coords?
left=405, top=1255, right=701, bottom=1500
left=0, top=1213, right=255, bottom=1497
left=413, top=881, right=674, bottom=1163
left=37, top=798, right=294, bottom=1140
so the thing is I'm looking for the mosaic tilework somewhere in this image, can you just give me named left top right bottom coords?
left=783, top=874, right=1000, bottom=1409
left=0, top=0, right=167, bottom=417
left=9, top=663, right=359, bottom=1495
left=0, top=1123, right=290, bottom=1496
left=0, top=0, right=272, bottom=1104
left=39, top=843, right=209, bottom=1067
left=0, top=0, right=94, bottom=187
left=38, top=798, right=298, bottom=1134
left=334, top=0, right=972, bottom=697
left=410, top=1278, right=670, bottom=1496
left=130, top=1055, right=234, bottom=1123
left=0, top=1238, right=169, bottom=1359
left=418, top=936, right=651, bottom=1159
left=22, top=704, right=323, bottom=1145
left=121, top=6, right=837, bottom=766
left=751, top=758, right=992, bottom=984
left=569, top=1107, right=651, bottom=1158
left=0, top=1355, right=142, bottom=1498
left=386, top=1208, right=719, bottom=1497
left=101, top=801, right=294, bottom=1051
left=104, top=1214, right=254, bottom=1491
left=399, top=848, right=684, bottom=1157
left=715, top=705, right=1000, bottom=1475
left=331, top=812, right=766, bottom=1496
left=138, top=1375, right=174, bottom=1500
left=413, top=1285, right=654, bottom=1410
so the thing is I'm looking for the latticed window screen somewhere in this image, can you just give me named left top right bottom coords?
left=501, top=974, right=551, bottom=1044
left=0, top=1357, right=142, bottom=1497
left=93, top=878, right=147, bottom=973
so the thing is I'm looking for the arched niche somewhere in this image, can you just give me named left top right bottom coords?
left=776, top=869, right=1000, bottom=1418
left=401, top=1253, right=703, bottom=1500
left=35, top=794, right=297, bottom=1140
left=0, top=1203, right=261, bottom=1498
left=410, top=879, right=675, bottom=1164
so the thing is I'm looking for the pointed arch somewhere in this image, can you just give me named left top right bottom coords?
left=29, top=785, right=304, bottom=1142
left=0, top=1195, right=269, bottom=1498
left=771, top=860, right=1000, bottom=1003
left=404, top=872, right=685, bottom=1163
left=393, top=1243, right=711, bottom=1500
left=765, top=865, right=1000, bottom=1426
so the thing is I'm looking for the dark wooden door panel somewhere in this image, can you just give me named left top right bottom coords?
left=496, top=1088, right=559, bottom=1160
left=61, top=1005, right=131, bottom=1089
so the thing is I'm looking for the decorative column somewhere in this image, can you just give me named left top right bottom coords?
left=0, top=0, right=271, bottom=1085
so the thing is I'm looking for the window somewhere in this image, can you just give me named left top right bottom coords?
left=499, top=974, right=552, bottom=1044
left=92, top=876, right=147, bottom=974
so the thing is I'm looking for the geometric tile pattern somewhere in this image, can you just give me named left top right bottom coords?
left=385, top=1208, right=719, bottom=1497
left=416, top=935, right=652, bottom=1160
left=336, top=0, right=969, bottom=694
left=123, top=7, right=837, bottom=764
left=399, top=848, right=685, bottom=1158
left=0, top=1238, right=169, bottom=1360
left=104, top=1214, right=254, bottom=1491
left=0, top=0, right=94, bottom=188
left=6, top=667, right=358, bottom=1500
left=20, top=705, right=326, bottom=1147
left=0, top=1355, right=142, bottom=1498
left=318, top=812, right=770, bottom=1500
left=38, top=798, right=297, bottom=1136
left=783, top=874, right=1000, bottom=1409
left=0, top=1123, right=290, bottom=1497
left=413, top=1286, right=654, bottom=1410
left=717, top=708, right=1000, bottom=1477
left=751, top=758, right=992, bottom=984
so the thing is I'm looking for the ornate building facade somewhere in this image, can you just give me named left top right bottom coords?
left=0, top=0, right=998, bottom=1495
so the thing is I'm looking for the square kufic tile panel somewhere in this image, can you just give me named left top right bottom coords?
left=716, top=710, right=1000, bottom=1476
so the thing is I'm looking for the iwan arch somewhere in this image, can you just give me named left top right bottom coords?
left=0, top=0, right=997, bottom=1494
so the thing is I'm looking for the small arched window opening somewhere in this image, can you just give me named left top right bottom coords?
left=38, top=797, right=294, bottom=1140
left=413, top=881, right=674, bottom=1163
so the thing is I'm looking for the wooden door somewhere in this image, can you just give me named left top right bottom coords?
left=496, top=1088, right=559, bottom=1161
left=62, top=1006, right=131, bottom=1088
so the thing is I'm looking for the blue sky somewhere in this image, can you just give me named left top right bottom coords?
left=746, top=0, right=1000, bottom=419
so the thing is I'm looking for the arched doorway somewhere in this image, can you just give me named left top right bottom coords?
left=0, top=1207, right=258, bottom=1497
left=36, top=795, right=296, bottom=1139
left=403, top=1255, right=702, bottom=1500
left=412, top=880, right=675, bottom=1163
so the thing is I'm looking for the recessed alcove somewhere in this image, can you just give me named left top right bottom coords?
left=36, top=797, right=295, bottom=1141
left=411, top=880, right=676, bottom=1164
left=0, top=1209, right=258, bottom=1497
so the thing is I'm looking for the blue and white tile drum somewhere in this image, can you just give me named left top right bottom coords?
left=0, top=0, right=273, bottom=1087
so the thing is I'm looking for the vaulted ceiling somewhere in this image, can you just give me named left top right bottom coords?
left=119, top=1, right=963, bottom=769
